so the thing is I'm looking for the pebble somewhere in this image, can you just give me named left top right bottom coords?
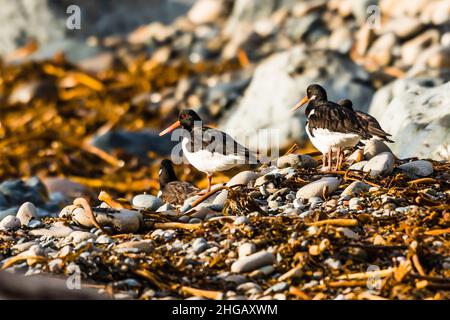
left=397, top=160, right=433, bottom=179
left=349, top=161, right=368, bottom=171
left=238, top=242, right=257, bottom=258
left=296, top=177, right=341, bottom=199
left=363, top=152, right=395, bottom=177
left=348, top=197, right=364, bottom=210
left=27, top=219, right=43, bottom=229
left=276, top=154, right=317, bottom=169
left=337, top=227, right=359, bottom=240
left=16, top=202, right=38, bottom=226
left=341, top=181, right=371, bottom=197
left=383, top=17, right=423, bottom=38
left=231, top=251, right=275, bottom=273
left=0, top=215, right=21, bottom=231
left=363, top=140, right=393, bottom=160
left=192, top=238, right=209, bottom=254
left=96, top=235, right=114, bottom=244
left=213, top=171, right=260, bottom=206
left=234, top=216, right=249, bottom=225
left=132, top=194, right=164, bottom=211
left=30, top=222, right=74, bottom=238
left=266, top=282, right=289, bottom=294
left=114, top=240, right=154, bottom=253
left=187, top=0, right=224, bottom=25
left=66, top=231, right=96, bottom=244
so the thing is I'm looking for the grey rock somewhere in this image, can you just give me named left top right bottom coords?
left=324, top=258, right=342, bottom=270
left=268, top=282, right=289, bottom=293
left=231, top=251, right=275, bottom=273
left=0, top=207, right=18, bottom=222
left=368, top=79, right=450, bottom=160
left=96, top=235, right=113, bottom=245
left=363, top=152, right=395, bottom=177
left=341, top=181, right=371, bottom=197
left=397, top=160, right=433, bottom=179
left=349, top=161, right=368, bottom=171
left=363, top=140, right=393, bottom=160
left=65, top=231, right=96, bottom=244
left=114, top=240, right=154, bottom=254
left=276, top=154, right=317, bottom=169
left=0, top=215, right=21, bottom=231
left=296, top=177, right=341, bottom=199
left=234, top=216, right=250, bottom=225
left=192, top=238, right=209, bottom=254
left=238, top=242, right=257, bottom=258
left=132, top=194, right=164, bottom=211
left=30, top=221, right=74, bottom=238
left=220, top=47, right=374, bottom=152
left=213, top=171, right=260, bottom=206
left=27, top=219, right=44, bottom=229
left=16, top=202, right=38, bottom=226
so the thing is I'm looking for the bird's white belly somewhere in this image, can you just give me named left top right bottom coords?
left=306, top=124, right=360, bottom=154
left=182, top=138, right=239, bottom=174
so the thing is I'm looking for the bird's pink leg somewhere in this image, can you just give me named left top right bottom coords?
left=328, top=149, right=332, bottom=170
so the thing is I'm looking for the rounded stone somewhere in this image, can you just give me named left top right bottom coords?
left=132, top=194, right=164, bottom=211
left=16, top=202, right=38, bottom=226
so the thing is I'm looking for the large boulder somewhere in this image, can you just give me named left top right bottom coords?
left=219, top=46, right=374, bottom=152
left=369, top=79, right=450, bottom=160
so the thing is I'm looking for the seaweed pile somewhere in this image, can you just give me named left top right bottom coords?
left=0, top=153, right=448, bottom=300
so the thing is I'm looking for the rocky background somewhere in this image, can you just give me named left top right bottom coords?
left=0, top=0, right=449, bottom=300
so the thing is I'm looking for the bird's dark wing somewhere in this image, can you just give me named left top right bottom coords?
left=308, top=102, right=372, bottom=139
left=356, top=111, right=394, bottom=142
left=187, top=126, right=259, bottom=163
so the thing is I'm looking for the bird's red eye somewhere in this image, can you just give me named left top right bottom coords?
left=180, top=114, right=186, bottom=119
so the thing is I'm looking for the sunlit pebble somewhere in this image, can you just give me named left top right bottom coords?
left=207, top=77, right=219, bottom=87
left=150, top=93, right=162, bottom=104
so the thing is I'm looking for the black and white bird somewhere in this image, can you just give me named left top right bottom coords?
left=159, top=109, right=259, bottom=193
left=157, top=159, right=199, bottom=206
left=337, top=99, right=394, bottom=143
left=291, top=84, right=372, bottom=170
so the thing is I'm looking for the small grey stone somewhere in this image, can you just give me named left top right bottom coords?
left=348, top=197, right=363, bottom=210
left=363, top=140, right=393, bottom=160
left=30, top=221, right=74, bottom=238
left=132, top=194, right=164, bottom=211
left=66, top=231, right=96, bottom=244
left=114, top=240, right=154, bottom=253
left=231, top=251, right=275, bottom=273
left=276, top=154, right=317, bottom=169
left=192, top=237, right=209, bottom=254
left=341, top=181, right=371, bottom=197
left=268, top=282, right=289, bottom=293
left=48, top=259, right=64, bottom=272
left=349, top=161, right=368, bottom=171
left=96, top=234, right=113, bottom=244
left=324, top=258, right=342, bottom=270
left=397, top=160, right=433, bottom=179
left=27, top=219, right=43, bottom=229
left=16, top=202, right=38, bottom=226
left=234, top=216, right=249, bottom=225
left=296, top=177, right=341, bottom=199
left=213, top=171, right=260, bottom=206
left=363, top=152, right=395, bottom=177
left=238, top=242, right=257, bottom=258
left=0, top=215, right=21, bottom=231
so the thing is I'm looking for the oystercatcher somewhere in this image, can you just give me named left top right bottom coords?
left=158, top=159, right=199, bottom=206
left=291, top=84, right=371, bottom=170
left=337, top=99, right=394, bottom=143
left=159, top=109, right=259, bottom=193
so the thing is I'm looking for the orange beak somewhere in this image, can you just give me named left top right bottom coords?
left=159, top=120, right=181, bottom=136
left=291, top=96, right=309, bottom=112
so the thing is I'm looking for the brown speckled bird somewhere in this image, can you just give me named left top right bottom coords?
left=157, top=159, right=199, bottom=206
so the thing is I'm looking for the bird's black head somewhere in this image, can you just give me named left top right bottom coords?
left=306, top=84, right=327, bottom=101
left=159, top=159, right=178, bottom=188
left=179, top=109, right=202, bottom=131
left=291, top=84, right=328, bottom=113
left=159, top=109, right=202, bottom=136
